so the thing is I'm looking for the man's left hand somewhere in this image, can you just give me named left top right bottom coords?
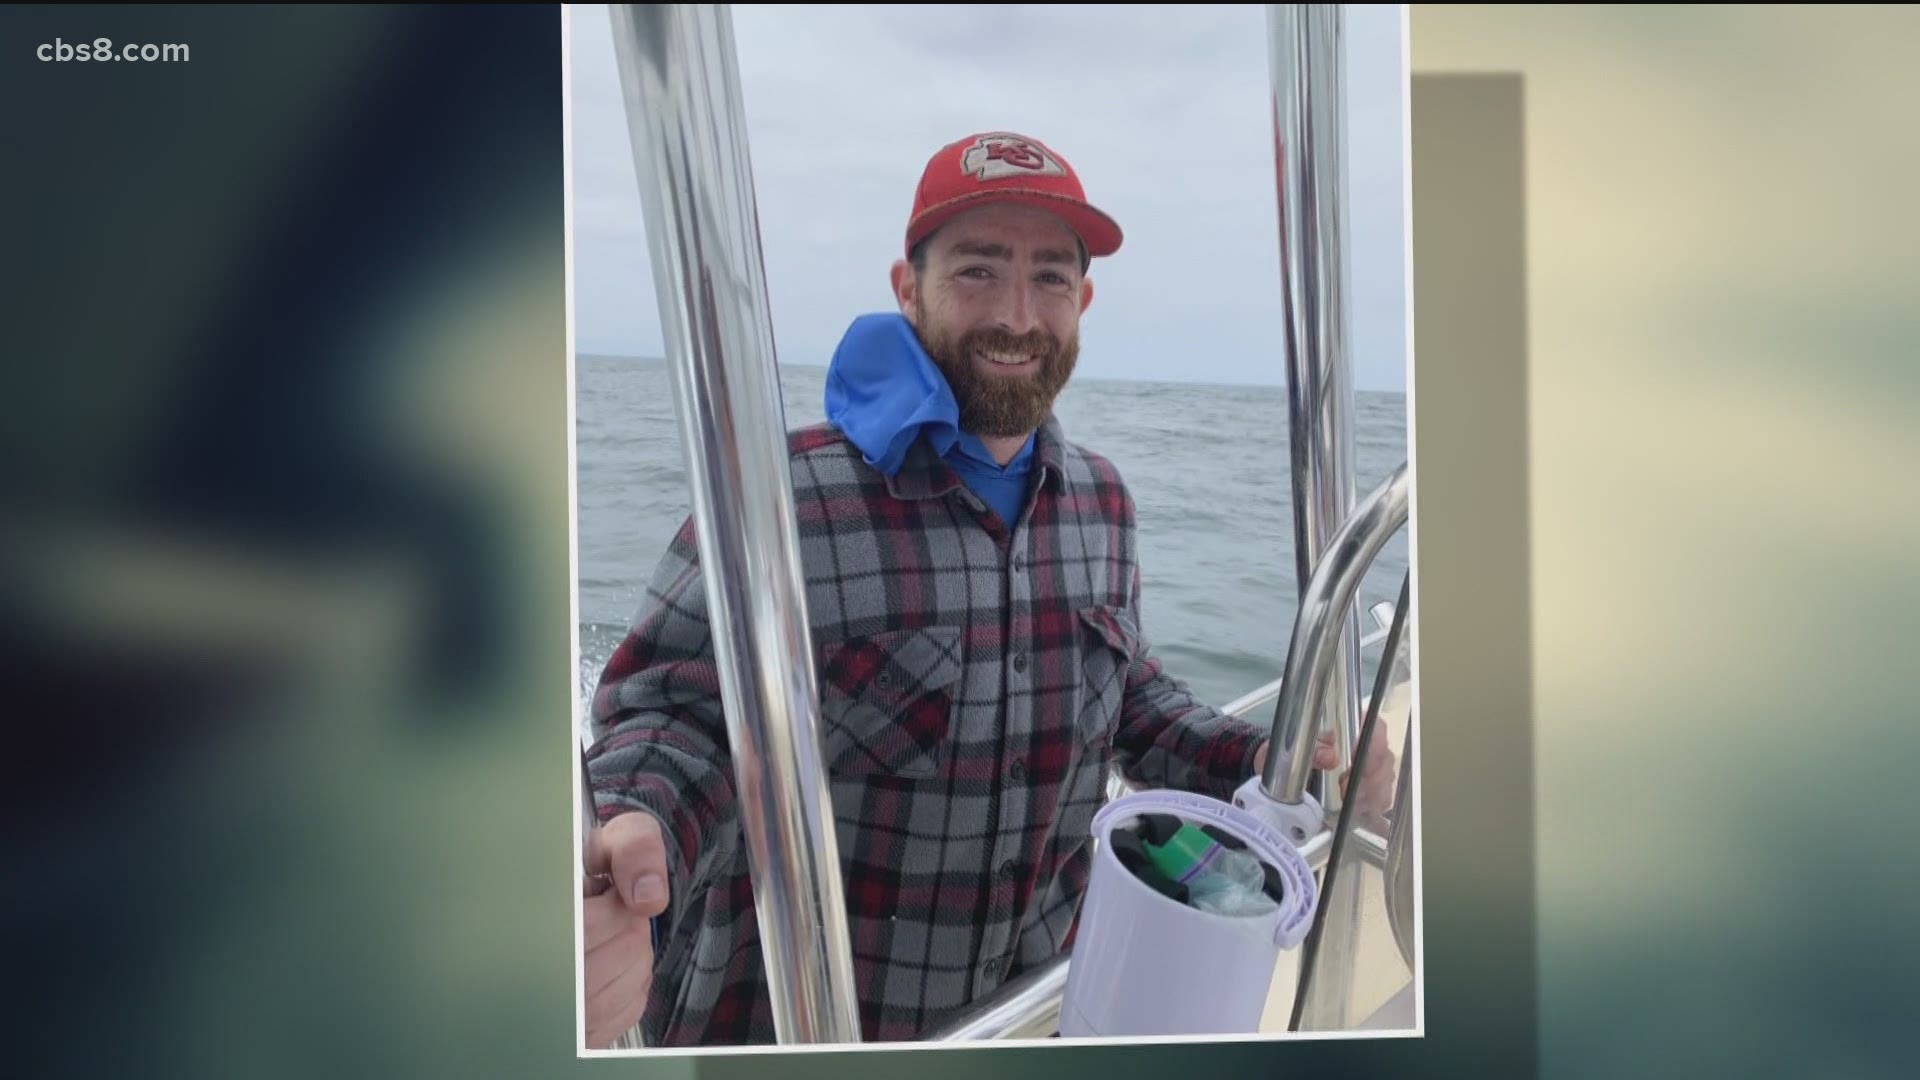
left=1253, top=726, right=1397, bottom=822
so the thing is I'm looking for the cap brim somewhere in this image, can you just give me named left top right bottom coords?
left=906, top=189, right=1123, bottom=260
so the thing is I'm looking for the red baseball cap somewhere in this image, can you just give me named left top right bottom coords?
left=904, top=132, right=1123, bottom=262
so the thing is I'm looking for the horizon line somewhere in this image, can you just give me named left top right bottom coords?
left=574, top=350, right=1407, bottom=395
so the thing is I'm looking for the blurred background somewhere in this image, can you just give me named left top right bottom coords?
left=4, top=5, right=1915, bottom=1080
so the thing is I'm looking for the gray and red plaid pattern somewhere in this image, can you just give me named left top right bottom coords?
left=587, top=417, right=1267, bottom=1045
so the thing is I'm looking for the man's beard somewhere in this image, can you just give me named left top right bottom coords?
left=912, top=303, right=1079, bottom=438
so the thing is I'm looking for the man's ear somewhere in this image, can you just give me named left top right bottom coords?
left=890, top=259, right=917, bottom=322
left=1080, top=275, right=1096, bottom=315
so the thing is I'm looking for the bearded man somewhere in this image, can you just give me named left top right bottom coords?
left=580, top=131, right=1393, bottom=1047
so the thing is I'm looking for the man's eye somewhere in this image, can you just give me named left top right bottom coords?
left=959, top=266, right=992, bottom=279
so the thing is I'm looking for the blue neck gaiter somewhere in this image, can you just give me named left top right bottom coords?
left=823, top=313, right=1037, bottom=527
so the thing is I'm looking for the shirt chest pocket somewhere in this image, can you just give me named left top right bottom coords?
left=815, top=625, right=963, bottom=779
left=1076, top=605, right=1138, bottom=749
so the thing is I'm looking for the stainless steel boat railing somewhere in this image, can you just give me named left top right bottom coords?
left=1261, top=462, right=1411, bottom=810
left=1262, top=1, right=1380, bottom=1031
left=1270, top=3, right=1365, bottom=803
left=607, top=2, right=862, bottom=1046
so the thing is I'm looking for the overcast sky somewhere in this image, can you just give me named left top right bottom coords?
left=569, top=5, right=1408, bottom=392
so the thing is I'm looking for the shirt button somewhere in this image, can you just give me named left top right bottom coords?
left=1012, top=553, right=1026, bottom=572
left=1009, top=758, right=1025, bottom=782
left=1013, top=653, right=1028, bottom=674
left=999, top=859, right=1017, bottom=879
left=984, top=957, right=1004, bottom=977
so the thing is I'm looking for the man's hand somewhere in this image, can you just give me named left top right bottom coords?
left=1254, top=726, right=1397, bottom=822
left=583, top=810, right=671, bottom=1048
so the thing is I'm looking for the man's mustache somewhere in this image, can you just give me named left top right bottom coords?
left=953, top=327, right=1063, bottom=360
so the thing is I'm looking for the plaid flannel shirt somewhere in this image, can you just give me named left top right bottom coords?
left=587, top=416, right=1268, bottom=1046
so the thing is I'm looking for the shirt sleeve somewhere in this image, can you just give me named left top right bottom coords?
left=1106, top=560, right=1271, bottom=799
left=1101, top=482, right=1272, bottom=799
left=585, top=516, right=738, bottom=944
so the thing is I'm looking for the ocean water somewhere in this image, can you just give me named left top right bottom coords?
left=576, top=354, right=1409, bottom=712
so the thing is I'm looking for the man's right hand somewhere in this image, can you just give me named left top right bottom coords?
left=583, top=810, right=671, bottom=1048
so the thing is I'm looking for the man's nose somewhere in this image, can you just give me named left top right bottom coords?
left=993, top=280, right=1043, bottom=336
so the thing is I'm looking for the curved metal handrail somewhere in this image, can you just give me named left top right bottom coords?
left=1259, top=461, right=1410, bottom=805
left=927, top=955, right=1070, bottom=1041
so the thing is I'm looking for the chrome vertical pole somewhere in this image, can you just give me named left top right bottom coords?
left=1263, top=2, right=1364, bottom=1031
left=606, top=4, right=862, bottom=1045
left=1263, top=2, right=1363, bottom=805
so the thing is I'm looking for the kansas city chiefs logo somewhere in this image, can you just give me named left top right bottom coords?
left=961, top=134, right=1066, bottom=181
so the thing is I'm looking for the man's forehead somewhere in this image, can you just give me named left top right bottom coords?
left=931, top=205, right=1081, bottom=254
